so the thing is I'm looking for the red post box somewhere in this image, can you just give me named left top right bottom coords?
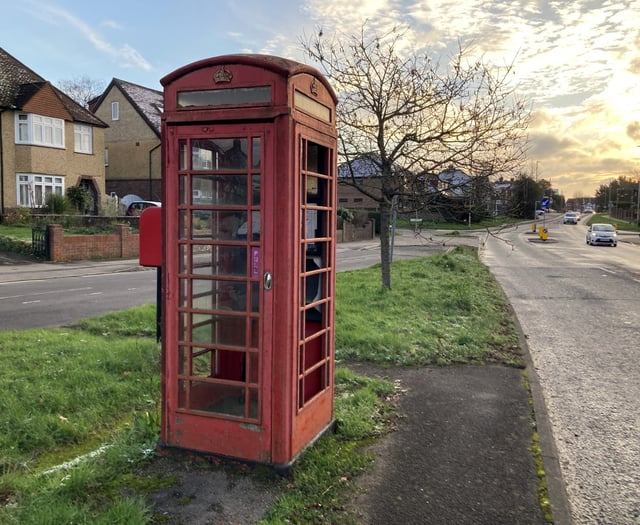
left=159, top=55, right=338, bottom=468
left=139, top=206, right=162, bottom=267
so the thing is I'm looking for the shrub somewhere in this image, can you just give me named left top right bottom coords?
left=66, top=186, right=91, bottom=214
left=1, top=208, right=34, bottom=226
left=44, top=194, right=67, bottom=215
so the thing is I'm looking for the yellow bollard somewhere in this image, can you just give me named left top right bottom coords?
left=538, top=226, right=548, bottom=241
left=532, top=222, right=536, bottom=232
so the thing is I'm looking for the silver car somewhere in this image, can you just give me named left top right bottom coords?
left=563, top=212, right=578, bottom=224
left=586, top=223, right=617, bottom=247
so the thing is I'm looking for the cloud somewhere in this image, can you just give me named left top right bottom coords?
left=528, top=132, right=579, bottom=159
left=627, top=122, right=640, bottom=143
left=27, top=1, right=152, bottom=71
left=101, top=19, right=123, bottom=30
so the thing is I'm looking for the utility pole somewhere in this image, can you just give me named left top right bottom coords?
left=636, top=179, right=640, bottom=226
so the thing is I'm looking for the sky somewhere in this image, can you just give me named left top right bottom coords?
left=2, top=0, right=640, bottom=198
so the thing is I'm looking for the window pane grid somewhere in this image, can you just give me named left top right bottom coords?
left=175, top=134, right=262, bottom=422
left=16, top=173, right=65, bottom=207
left=15, top=113, right=65, bottom=148
left=298, top=137, right=334, bottom=410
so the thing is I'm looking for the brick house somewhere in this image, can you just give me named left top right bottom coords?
left=89, top=78, right=162, bottom=202
left=0, top=48, right=108, bottom=217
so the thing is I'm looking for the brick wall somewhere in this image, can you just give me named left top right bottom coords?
left=47, top=224, right=139, bottom=262
left=43, top=219, right=370, bottom=262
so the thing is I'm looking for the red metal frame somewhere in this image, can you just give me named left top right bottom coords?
left=160, top=55, right=337, bottom=466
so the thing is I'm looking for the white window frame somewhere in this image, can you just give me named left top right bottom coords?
left=15, top=113, right=65, bottom=148
left=74, top=123, right=93, bottom=154
left=111, top=101, right=119, bottom=120
left=16, top=173, right=65, bottom=208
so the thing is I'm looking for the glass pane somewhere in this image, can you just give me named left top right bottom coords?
left=252, top=175, right=260, bottom=205
left=221, top=138, right=248, bottom=169
left=179, top=175, right=187, bottom=205
left=248, top=352, right=259, bottom=383
left=191, top=244, right=247, bottom=277
left=220, top=282, right=247, bottom=312
left=191, top=279, right=216, bottom=310
left=190, top=138, right=249, bottom=170
left=178, top=312, right=187, bottom=342
left=306, top=142, right=329, bottom=174
left=191, top=174, right=247, bottom=206
left=248, top=388, right=259, bottom=419
left=192, top=348, right=215, bottom=377
left=179, top=140, right=188, bottom=170
left=179, top=244, right=188, bottom=273
left=207, top=383, right=246, bottom=417
left=304, top=209, right=327, bottom=239
left=252, top=137, right=261, bottom=168
left=182, top=380, right=246, bottom=416
left=236, top=211, right=260, bottom=241
left=191, top=279, right=247, bottom=312
left=251, top=318, right=260, bottom=348
left=191, top=313, right=246, bottom=347
left=178, top=346, right=188, bottom=375
left=214, top=349, right=245, bottom=381
left=191, top=210, right=247, bottom=240
left=191, top=139, right=218, bottom=170
left=178, top=86, right=271, bottom=108
left=251, top=282, right=260, bottom=313
left=179, top=210, right=188, bottom=240
left=191, top=211, right=212, bottom=238
left=179, top=278, right=189, bottom=307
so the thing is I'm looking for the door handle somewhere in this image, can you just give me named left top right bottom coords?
left=263, top=272, right=273, bottom=290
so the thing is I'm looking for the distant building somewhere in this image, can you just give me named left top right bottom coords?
left=337, top=154, right=385, bottom=210
left=89, top=78, right=162, bottom=201
left=0, top=47, right=108, bottom=216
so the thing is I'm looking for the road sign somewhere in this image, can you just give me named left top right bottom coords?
left=541, top=196, right=551, bottom=208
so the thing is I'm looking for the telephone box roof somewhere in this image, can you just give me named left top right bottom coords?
left=161, top=54, right=336, bottom=103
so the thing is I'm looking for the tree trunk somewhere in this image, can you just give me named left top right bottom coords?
left=379, top=200, right=393, bottom=290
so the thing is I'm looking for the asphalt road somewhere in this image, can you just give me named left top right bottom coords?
left=0, top=229, right=477, bottom=330
left=481, top=219, right=640, bottom=524
left=0, top=259, right=157, bottom=330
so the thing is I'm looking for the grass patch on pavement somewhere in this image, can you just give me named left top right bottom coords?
left=0, top=246, right=522, bottom=523
left=336, top=245, right=521, bottom=366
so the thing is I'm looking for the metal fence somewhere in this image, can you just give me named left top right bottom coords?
left=31, top=225, right=49, bottom=259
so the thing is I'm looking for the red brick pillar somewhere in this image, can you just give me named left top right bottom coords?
left=115, top=223, right=132, bottom=258
left=47, top=224, right=65, bottom=262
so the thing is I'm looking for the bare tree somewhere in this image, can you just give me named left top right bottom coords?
left=56, top=76, right=106, bottom=108
left=302, top=24, right=531, bottom=289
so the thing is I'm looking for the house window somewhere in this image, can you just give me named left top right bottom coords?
left=16, top=173, right=65, bottom=207
left=104, top=149, right=109, bottom=167
left=15, top=113, right=65, bottom=148
left=74, top=124, right=92, bottom=153
left=111, top=101, right=119, bottom=120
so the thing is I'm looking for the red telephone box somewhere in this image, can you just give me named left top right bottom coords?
left=159, top=55, right=337, bottom=468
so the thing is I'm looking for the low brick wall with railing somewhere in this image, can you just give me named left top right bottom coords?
left=35, top=219, right=370, bottom=262
left=47, top=224, right=139, bottom=262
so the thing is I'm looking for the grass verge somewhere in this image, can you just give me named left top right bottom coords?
left=0, top=246, right=531, bottom=523
left=588, top=213, right=640, bottom=231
